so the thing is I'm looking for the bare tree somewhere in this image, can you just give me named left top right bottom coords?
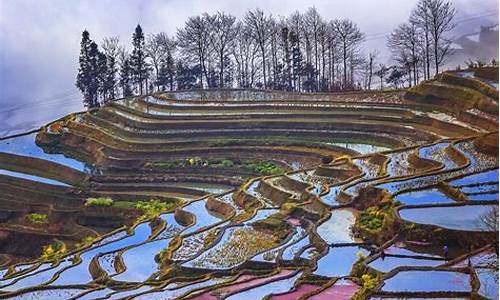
left=331, top=19, right=364, bottom=88
left=412, top=0, right=456, bottom=76
left=367, top=50, right=378, bottom=90
left=388, top=22, right=421, bottom=86
left=206, top=12, right=237, bottom=88
left=146, top=32, right=175, bottom=91
left=244, top=9, right=272, bottom=88
left=374, top=64, right=390, bottom=90
left=411, top=0, right=432, bottom=80
left=101, top=36, right=121, bottom=99
left=232, top=21, right=259, bottom=88
left=304, top=7, right=323, bottom=87
left=177, top=15, right=211, bottom=88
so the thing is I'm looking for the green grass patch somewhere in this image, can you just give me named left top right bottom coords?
left=85, top=197, right=114, bottom=207
left=26, top=213, right=48, bottom=224
left=245, top=161, right=284, bottom=175
left=112, top=201, right=137, bottom=209
left=146, top=158, right=284, bottom=176
left=135, top=199, right=180, bottom=219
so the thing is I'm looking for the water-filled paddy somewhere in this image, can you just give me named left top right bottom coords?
left=316, top=209, right=358, bottom=244
left=450, top=169, right=499, bottom=186
left=225, top=271, right=302, bottom=300
left=51, top=222, right=152, bottom=285
left=181, top=200, right=225, bottom=234
left=0, top=133, right=88, bottom=172
left=381, top=270, right=470, bottom=292
left=308, top=279, right=359, bottom=300
left=476, top=268, right=498, bottom=299
left=112, top=238, right=172, bottom=282
left=0, top=169, right=70, bottom=186
left=399, top=204, right=498, bottom=231
left=395, top=188, right=455, bottom=205
left=314, top=246, right=368, bottom=278
left=368, top=256, right=444, bottom=273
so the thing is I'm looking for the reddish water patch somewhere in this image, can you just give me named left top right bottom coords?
left=192, top=270, right=295, bottom=299
left=308, top=280, right=359, bottom=300
left=269, top=283, right=319, bottom=299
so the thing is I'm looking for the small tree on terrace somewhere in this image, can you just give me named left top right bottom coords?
left=374, top=64, right=390, bottom=90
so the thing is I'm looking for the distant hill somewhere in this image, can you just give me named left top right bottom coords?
left=450, top=24, right=499, bottom=67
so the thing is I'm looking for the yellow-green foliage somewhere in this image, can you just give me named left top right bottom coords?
left=358, top=202, right=394, bottom=233
left=26, top=213, right=48, bottom=224
left=40, top=241, right=67, bottom=261
left=356, top=250, right=367, bottom=261
left=351, top=273, right=381, bottom=300
left=245, top=161, right=283, bottom=175
left=76, top=236, right=97, bottom=249
left=361, top=273, right=379, bottom=289
left=85, top=197, right=114, bottom=207
left=135, top=199, right=179, bottom=219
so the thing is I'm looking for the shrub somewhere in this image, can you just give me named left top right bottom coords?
left=40, top=241, right=67, bottom=261
left=245, top=161, right=283, bottom=175
left=221, top=159, right=234, bottom=167
left=26, top=213, right=48, bottom=224
left=135, top=199, right=178, bottom=219
left=85, top=197, right=114, bottom=207
left=76, top=236, right=97, bottom=248
left=361, top=273, right=379, bottom=289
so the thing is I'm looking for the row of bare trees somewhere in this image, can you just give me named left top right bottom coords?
left=77, top=2, right=459, bottom=105
left=387, top=0, right=456, bottom=87
left=77, top=7, right=370, bottom=103
left=175, top=8, right=368, bottom=92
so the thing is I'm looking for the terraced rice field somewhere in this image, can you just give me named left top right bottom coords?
left=0, top=71, right=498, bottom=299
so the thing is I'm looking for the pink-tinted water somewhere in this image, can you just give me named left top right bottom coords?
left=308, top=280, right=359, bottom=300
left=269, top=284, right=319, bottom=300
left=191, top=270, right=295, bottom=299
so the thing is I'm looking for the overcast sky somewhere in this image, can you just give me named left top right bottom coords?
left=0, top=0, right=498, bottom=136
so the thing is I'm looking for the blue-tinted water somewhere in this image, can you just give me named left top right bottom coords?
left=450, top=169, right=499, bottom=186
left=0, top=169, right=70, bottom=186
left=314, top=246, right=368, bottom=278
left=112, top=238, right=172, bottom=282
left=399, top=205, right=498, bottom=231
left=281, top=237, right=309, bottom=261
left=466, top=192, right=499, bottom=201
left=369, top=256, right=443, bottom=273
left=396, top=188, right=454, bottom=205
left=419, top=143, right=457, bottom=169
left=182, top=200, right=224, bottom=234
left=460, top=183, right=498, bottom=194
left=225, top=272, right=302, bottom=300
left=477, top=268, right=498, bottom=299
left=382, top=270, right=470, bottom=292
left=0, top=133, right=89, bottom=172
left=51, top=222, right=152, bottom=285
left=316, top=210, right=357, bottom=244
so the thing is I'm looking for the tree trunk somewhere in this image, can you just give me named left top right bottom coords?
left=343, top=43, right=347, bottom=89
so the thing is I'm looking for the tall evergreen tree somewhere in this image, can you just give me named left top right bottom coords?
left=120, top=58, right=133, bottom=97
left=76, top=30, right=95, bottom=108
left=290, top=31, right=303, bottom=91
left=104, top=54, right=117, bottom=101
left=86, top=42, right=100, bottom=107
left=97, top=51, right=108, bottom=103
left=156, top=61, right=169, bottom=91
left=130, top=25, right=148, bottom=94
